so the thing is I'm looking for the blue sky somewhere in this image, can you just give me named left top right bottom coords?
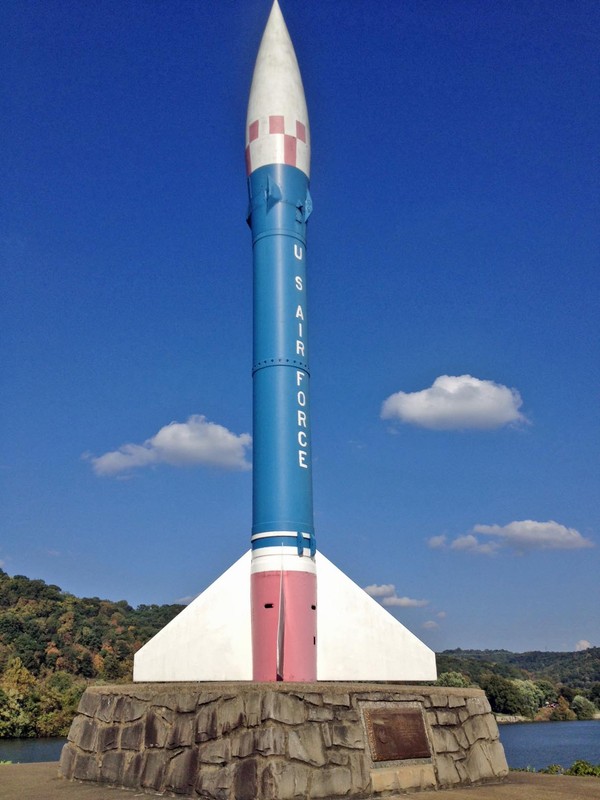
left=2, top=0, right=598, bottom=654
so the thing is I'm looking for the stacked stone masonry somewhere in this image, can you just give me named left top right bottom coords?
left=60, top=683, right=508, bottom=798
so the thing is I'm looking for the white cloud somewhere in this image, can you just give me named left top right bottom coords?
left=431, top=519, right=594, bottom=556
left=88, top=415, right=251, bottom=476
left=381, top=374, right=527, bottom=430
left=450, top=534, right=501, bottom=556
left=474, top=520, right=594, bottom=551
left=382, top=595, right=429, bottom=608
left=364, top=583, right=428, bottom=608
left=427, top=535, right=447, bottom=549
left=575, top=640, right=592, bottom=652
left=423, top=620, right=439, bottom=630
left=436, top=611, right=447, bottom=619
left=364, top=584, right=396, bottom=598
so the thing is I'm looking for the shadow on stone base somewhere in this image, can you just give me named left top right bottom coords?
left=60, top=683, right=508, bottom=798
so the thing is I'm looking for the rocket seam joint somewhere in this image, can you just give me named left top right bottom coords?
left=252, top=360, right=310, bottom=374
left=251, top=229, right=308, bottom=247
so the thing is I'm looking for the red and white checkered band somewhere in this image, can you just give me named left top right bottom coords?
left=245, top=115, right=310, bottom=177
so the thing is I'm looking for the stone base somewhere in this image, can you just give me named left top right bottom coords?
left=60, top=683, right=508, bottom=798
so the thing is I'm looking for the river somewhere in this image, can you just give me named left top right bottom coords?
left=0, top=720, right=598, bottom=768
left=499, top=719, right=600, bottom=770
left=0, top=737, right=66, bottom=763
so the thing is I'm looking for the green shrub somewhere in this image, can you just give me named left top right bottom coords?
left=565, top=760, right=600, bottom=777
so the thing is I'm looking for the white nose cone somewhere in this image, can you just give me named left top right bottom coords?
left=246, top=0, right=310, bottom=178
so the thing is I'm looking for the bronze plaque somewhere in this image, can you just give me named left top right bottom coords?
left=364, top=708, right=431, bottom=762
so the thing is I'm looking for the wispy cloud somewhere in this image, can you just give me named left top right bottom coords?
left=364, top=583, right=428, bottom=608
left=450, top=534, right=501, bottom=555
left=381, top=374, right=527, bottom=430
left=86, top=414, right=251, bottom=476
left=431, top=520, right=593, bottom=556
left=427, top=535, right=447, bottom=549
left=363, top=583, right=396, bottom=598
left=575, top=639, right=592, bottom=652
left=423, top=620, right=439, bottom=630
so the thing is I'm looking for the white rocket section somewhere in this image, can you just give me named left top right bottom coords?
left=245, top=0, right=310, bottom=177
left=133, top=551, right=437, bottom=682
left=251, top=549, right=317, bottom=572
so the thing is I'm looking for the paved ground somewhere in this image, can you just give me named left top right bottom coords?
left=0, top=763, right=599, bottom=800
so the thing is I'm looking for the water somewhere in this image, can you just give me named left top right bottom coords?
left=500, top=719, right=600, bottom=770
left=0, top=720, right=599, bottom=769
left=0, top=737, right=67, bottom=763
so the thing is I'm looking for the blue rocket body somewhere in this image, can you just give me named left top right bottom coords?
left=249, top=164, right=315, bottom=552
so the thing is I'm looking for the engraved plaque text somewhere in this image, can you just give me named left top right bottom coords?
left=364, top=708, right=431, bottom=762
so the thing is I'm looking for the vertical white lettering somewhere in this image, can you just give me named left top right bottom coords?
left=297, top=391, right=306, bottom=407
left=297, top=410, right=307, bottom=427
left=295, top=276, right=303, bottom=291
left=296, top=341, right=305, bottom=357
left=296, top=371, right=304, bottom=386
left=298, top=451, right=308, bottom=468
left=298, top=322, right=303, bottom=337
left=298, top=431, right=308, bottom=447
left=295, top=305, right=304, bottom=319
left=294, top=244, right=303, bottom=260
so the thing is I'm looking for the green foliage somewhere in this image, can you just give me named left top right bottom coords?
left=571, top=695, right=597, bottom=720
left=512, top=679, right=544, bottom=718
left=435, top=671, right=472, bottom=688
left=517, top=761, right=600, bottom=777
left=439, top=647, right=600, bottom=690
left=549, top=696, right=577, bottom=721
left=565, top=760, right=600, bottom=777
left=0, top=570, right=184, bottom=738
left=535, top=679, right=558, bottom=705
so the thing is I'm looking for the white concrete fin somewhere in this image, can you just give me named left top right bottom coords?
left=133, top=552, right=253, bottom=682
left=133, top=550, right=437, bottom=682
left=316, top=551, right=438, bottom=681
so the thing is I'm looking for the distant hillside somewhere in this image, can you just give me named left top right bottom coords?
left=0, top=569, right=185, bottom=737
left=437, top=647, right=600, bottom=690
left=0, top=569, right=184, bottom=681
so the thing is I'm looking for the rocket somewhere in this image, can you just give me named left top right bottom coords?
left=246, top=0, right=316, bottom=682
left=133, top=1, right=437, bottom=686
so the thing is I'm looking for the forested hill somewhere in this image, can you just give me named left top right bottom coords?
left=0, top=569, right=184, bottom=681
left=0, top=569, right=185, bottom=737
left=437, top=647, right=600, bottom=689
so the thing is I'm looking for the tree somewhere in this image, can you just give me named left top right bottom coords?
left=571, top=695, right=596, bottom=720
left=558, top=685, right=576, bottom=703
left=549, top=696, right=576, bottom=721
left=535, top=679, right=558, bottom=705
left=436, top=671, right=472, bottom=688
left=480, top=674, right=524, bottom=715
left=513, top=680, right=544, bottom=718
